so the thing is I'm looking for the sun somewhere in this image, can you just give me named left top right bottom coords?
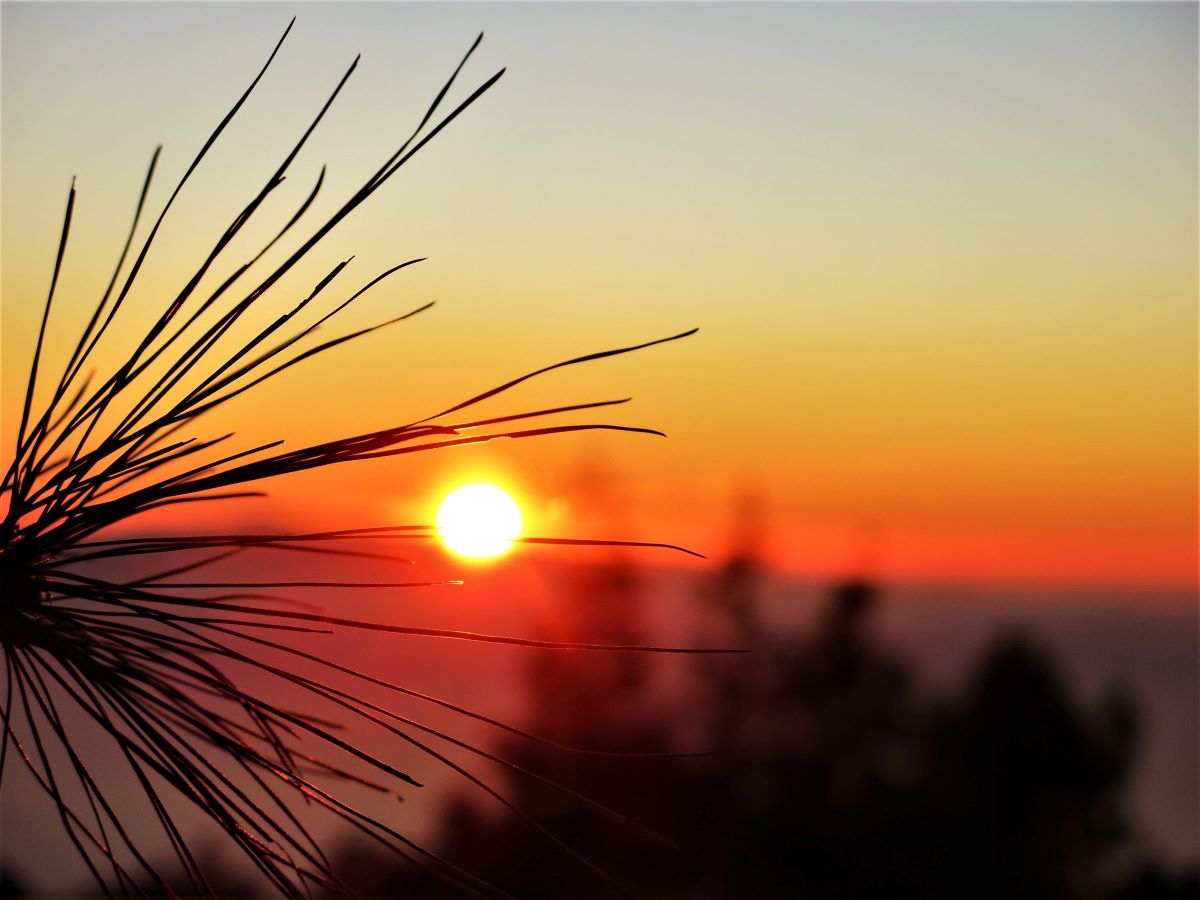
left=436, top=483, right=523, bottom=559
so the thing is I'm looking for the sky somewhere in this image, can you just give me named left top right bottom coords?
left=2, top=1, right=1196, bottom=592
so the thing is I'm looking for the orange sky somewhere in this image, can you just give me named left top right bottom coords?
left=2, top=3, right=1196, bottom=593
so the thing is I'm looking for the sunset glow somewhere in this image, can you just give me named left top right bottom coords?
left=0, top=6, right=1196, bottom=897
left=436, top=483, right=522, bottom=559
left=1, top=3, right=1194, bottom=589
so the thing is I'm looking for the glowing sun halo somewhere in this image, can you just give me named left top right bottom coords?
left=436, top=483, right=522, bottom=559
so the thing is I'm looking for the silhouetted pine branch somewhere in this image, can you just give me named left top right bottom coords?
left=0, top=20, right=721, bottom=899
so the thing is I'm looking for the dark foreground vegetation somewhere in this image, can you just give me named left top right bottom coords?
left=3, top=550, right=1194, bottom=899
left=343, top=550, right=1198, bottom=899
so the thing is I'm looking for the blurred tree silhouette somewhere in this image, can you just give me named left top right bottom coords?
left=332, top=543, right=1197, bottom=899
left=912, top=631, right=1137, bottom=899
left=334, top=460, right=689, bottom=898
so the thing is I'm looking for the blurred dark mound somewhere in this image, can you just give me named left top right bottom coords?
left=328, top=551, right=1197, bottom=899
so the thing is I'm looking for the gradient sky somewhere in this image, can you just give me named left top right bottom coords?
left=3, top=2, right=1196, bottom=591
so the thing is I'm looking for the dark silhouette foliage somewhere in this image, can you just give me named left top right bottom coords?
left=0, top=23, right=707, bottom=898
left=349, top=547, right=1197, bottom=898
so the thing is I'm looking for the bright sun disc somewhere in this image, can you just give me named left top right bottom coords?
left=436, top=483, right=522, bottom=559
